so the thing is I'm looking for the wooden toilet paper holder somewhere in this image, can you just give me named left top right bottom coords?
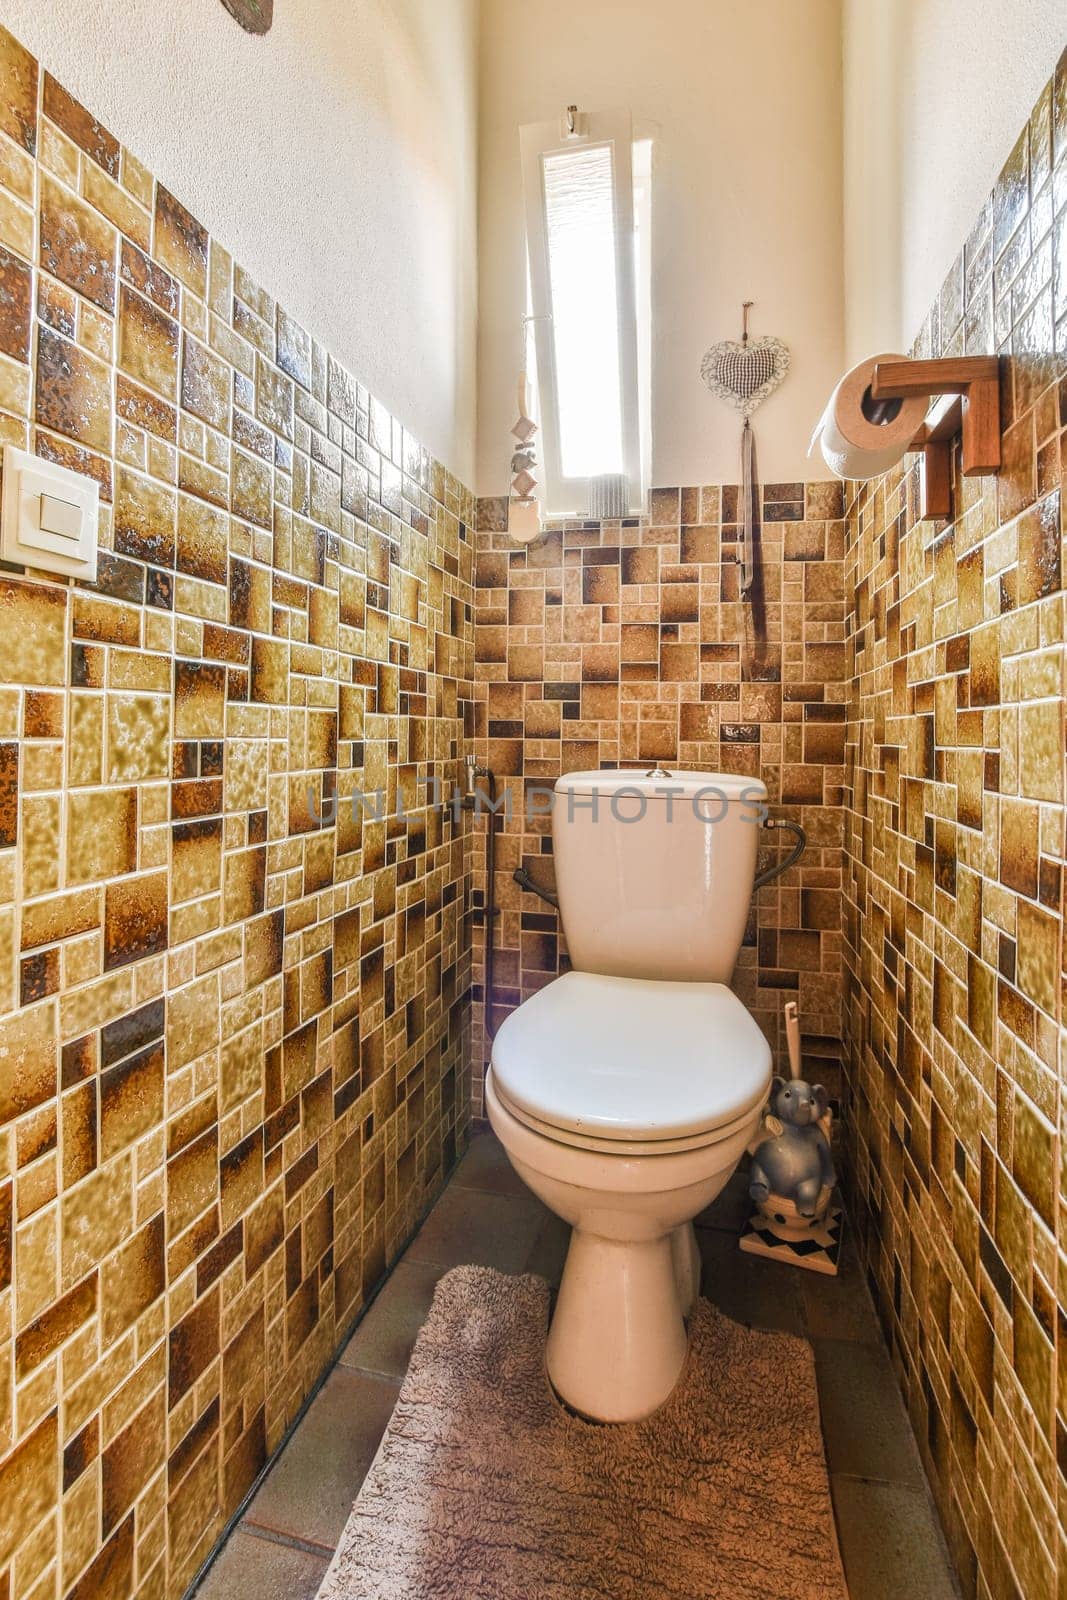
left=870, top=356, right=1001, bottom=519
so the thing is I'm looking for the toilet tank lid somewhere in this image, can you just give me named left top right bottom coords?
left=555, top=768, right=768, bottom=801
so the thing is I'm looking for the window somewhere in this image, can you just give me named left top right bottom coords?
left=521, top=109, right=649, bottom=517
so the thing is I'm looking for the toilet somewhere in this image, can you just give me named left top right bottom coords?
left=486, top=769, right=773, bottom=1422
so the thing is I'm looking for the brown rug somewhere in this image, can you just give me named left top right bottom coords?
left=318, top=1265, right=848, bottom=1600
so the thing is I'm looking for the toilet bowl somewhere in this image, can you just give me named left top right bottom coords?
left=487, top=968, right=771, bottom=1421
left=487, top=769, right=773, bottom=1422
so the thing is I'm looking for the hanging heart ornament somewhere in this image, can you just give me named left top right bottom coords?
left=701, top=335, right=790, bottom=418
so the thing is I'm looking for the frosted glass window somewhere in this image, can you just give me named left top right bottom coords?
left=541, top=144, right=624, bottom=479
left=521, top=109, right=645, bottom=517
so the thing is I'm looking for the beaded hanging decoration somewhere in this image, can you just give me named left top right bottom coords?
left=701, top=305, right=790, bottom=596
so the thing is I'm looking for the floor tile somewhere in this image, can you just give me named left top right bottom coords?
left=243, top=1367, right=400, bottom=1549
left=194, top=1529, right=327, bottom=1600
left=831, top=1477, right=961, bottom=1600
left=814, top=1338, right=925, bottom=1487
left=801, top=1235, right=885, bottom=1344
left=697, top=1224, right=808, bottom=1335
left=338, top=1258, right=445, bottom=1380
left=452, top=1129, right=530, bottom=1197
left=694, top=1169, right=753, bottom=1233
left=402, top=1183, right=546, bottom=1273
left=524, top=1210, right=570, bottom=1287
left=200, top=1162, right=961, bottom=1600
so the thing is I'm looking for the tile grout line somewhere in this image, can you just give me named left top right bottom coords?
left=238, top=1523, right=336, bottom=1561
left=335, top=1361, right=404, bottom=1386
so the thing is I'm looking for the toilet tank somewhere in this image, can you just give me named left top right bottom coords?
left=551, top=769, right=767, bottom=982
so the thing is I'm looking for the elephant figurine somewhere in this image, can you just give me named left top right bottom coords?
left=748, top=1076, right=835, bottom=1220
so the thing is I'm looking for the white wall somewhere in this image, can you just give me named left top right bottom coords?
left=2, top=0, right=479, bottom=482
left=476, top=0, right=844, bottom=495
left=844, top=0, right=1065, bottom=360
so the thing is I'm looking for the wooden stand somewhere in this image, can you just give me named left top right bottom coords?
left=740, top=1195, right=843, bottom=1276
left=870, top=356, right=1001, bottom=520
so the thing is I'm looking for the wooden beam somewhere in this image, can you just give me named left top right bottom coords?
left=870, top=357, right=999, bottom=400
left=874, top=355, right=1002, bottom=514
left=961, top=376, right=1001, bottom=474
left=921, top=442, right=953, bottom=519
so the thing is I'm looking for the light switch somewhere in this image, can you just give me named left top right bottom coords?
left=39, top=493, right=82, bottom=541
left=1, top=447, right=98, bottom=579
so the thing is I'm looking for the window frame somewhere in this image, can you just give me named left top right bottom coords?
left=520, top=108, right=643, bottom=518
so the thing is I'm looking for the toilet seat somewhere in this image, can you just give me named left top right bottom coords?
left=490, top=1074, right=760, bottom=1155
left=490, top=971, right=772, bottom=1152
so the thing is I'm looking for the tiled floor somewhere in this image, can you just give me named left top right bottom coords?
left=193, top=1131, right=960, bottom=1600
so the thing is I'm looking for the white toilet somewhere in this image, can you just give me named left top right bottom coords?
left=487, top=769, right=772, bottom=1422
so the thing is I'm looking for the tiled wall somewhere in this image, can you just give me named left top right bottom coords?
left=0, top=26, right=474, bottom=1600
left=843, top=50, right=1067, bottom=1600
left=471, top=482, right=849, bottom=1107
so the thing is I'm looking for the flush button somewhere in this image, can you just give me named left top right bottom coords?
left=1, top=446, right=98, bottom=579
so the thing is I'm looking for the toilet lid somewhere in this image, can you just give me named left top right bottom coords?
left=490, top=972, right=772, bottom=1144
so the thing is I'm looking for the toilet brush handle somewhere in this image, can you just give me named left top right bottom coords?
left=785, top=1001, right=802, bottom=1080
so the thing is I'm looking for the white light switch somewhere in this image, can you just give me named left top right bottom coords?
left=40, top=493, right=82, bottom=541
left=1, top=447, right=98, bottom=580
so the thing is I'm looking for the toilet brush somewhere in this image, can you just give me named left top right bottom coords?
left=739, top=999, right=842, bottom=1274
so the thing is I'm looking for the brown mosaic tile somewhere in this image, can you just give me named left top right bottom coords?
left=154, top=185, right=208, bottom=298
left=107, top=693, right=170, bottom=782
left=67, top=789, right=137, bottom=884
left=0, top=578, right=66, bottom=686
left=177, top=496, right=228, bottom=585
left=844, top=53, right=1067, bottom=1600
left=0, top=29, right=475, bottom=1600
left=172, top=817, right=222, bottom=902
left=113, top=465, right=177, bottom=566
left=42, top=74, right=120, bottom=175
left=0, top=244, right=32, bottom=361
left=39, top=173, right=117, bottom=315
left=120, top=238, right=179, bottom=316
left=0, top=1001, right=56, bottom=1126
left=256, top=353, right=293, bottom=438
left=101, top=1389, right=164, bottom=1536
left=276, top=305, right=311, bottom=388
left=168, top=1287, right=219, bottom=1407
left=102, top=1215, right=164, bottom=1345
left=22, top=890, right=99, bottom=952
left=0, top=1412, right=58, bottom=1567
left=0, top=743, right=16, bottom=848
left=66, top=1516, right=133, bottom=1600
left=101, top=1042, right=165, bottom=1159
left=174, top=661, right=225, bottom=738
left=118, top=284, right=179, bottom=401
left=473, top=479, right=847, bottom=1085
left=231, top=446, right=272, bottom=528
left=182, top=334, right=231, bottom=432
left=0, top=24, right=37, bottom=156
left=35, top=324, right=112, bottom=453
left=103, top=870, right=169, bottom=968
left=16, top=1271, right=96, bottom=1380
left=250, top=636, right=289, bottom=704
left=118, top=371, right=177, bottom=446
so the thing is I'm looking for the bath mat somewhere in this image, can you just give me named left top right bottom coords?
left=317, top=1265, right=847, bottom=1600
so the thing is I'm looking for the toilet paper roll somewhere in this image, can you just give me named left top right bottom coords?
left=809, top=354, right=928, bottom=480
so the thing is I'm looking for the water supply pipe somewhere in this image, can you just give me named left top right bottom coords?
left=463, top=757, right=499, bottom=1038
left=753, top=817, right=807, bottom=890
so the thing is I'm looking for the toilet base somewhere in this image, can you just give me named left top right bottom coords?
left=672, top=1218, right=701, bottom=1314
left=485, top=1066, right=761, bottom=1424
left=547, top=1225, right=692, bottom=1422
